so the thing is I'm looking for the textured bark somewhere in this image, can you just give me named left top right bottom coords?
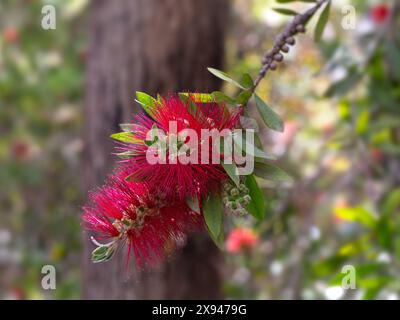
left=83, top=0, right=229, bottom=299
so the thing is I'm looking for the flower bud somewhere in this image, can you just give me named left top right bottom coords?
left=230, top=188, right=240, bottom=197
left=281, top=45, right=290, bottom=53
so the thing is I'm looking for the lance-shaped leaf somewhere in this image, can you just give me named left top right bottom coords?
left=385, top=40, right=400, bottom=81
left=179, top=92, right=214, bottom=103
left=245, top=174, right=266, bottom=220
left=207, top=67, right=246, bottom=89
left=221, top=162, right=240, bottom=187
left=324, top=71, right=362, bottom=97
left=203, top=193, right=224, bottom=248
left=211, top=91, right=236, bottom=105
left=178, top=93, right=199, bottom=115
left=273, top=8, right=299, bottom=16
left=233, top=132, right=276, bottom=161
left=240, top=73, right=254, bottom=89
left=135, top=91, right=158, bottom=118
left=110, top=132, right=142, bottom=144
left=254, top=162, right=293, bottom=183
left=314, top=0, right=331, bottom=42
left=335, top=207, right=376, bottom=228
left=236, top=90, right=253, bottom=106
left=254, top=94, right=284, bottom=132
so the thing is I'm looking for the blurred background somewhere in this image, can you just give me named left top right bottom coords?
left=0, top=0, right=399, bottom=299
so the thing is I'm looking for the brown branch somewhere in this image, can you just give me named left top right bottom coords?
left=252, top=0, right=330, bottom=91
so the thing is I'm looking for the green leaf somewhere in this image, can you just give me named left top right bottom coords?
left=178, top=93, right=199, bottom=115
left=207, top=67, right=246, bottom=89
left=382, top=188, right=400, bottom=215
left=254, top=132, right=263, bottom=149
left=236, top=91, right=253, bottom=105
left=254, top=162, right=293, bottom=183
left=233, top=133, right=276, bottom=161
left=324, top=71, right=362, bottom=97
left=245, top=174, right=266, bottom=220
left=187, top=99, right=198, bottom=115
left=221, top=162, right=240, bottom=187
left=211, top=91, right=236, bottom=105
left=178, top=92, right=189, bottom=103
left=385, top=41, right=400, bottom=81
left=135, top=91, right=158, bottom=117
left=273, top=8, right=299, bottom=16
left=314, top=0, right=331, bottom=42
left=240, top=73, right=254, bottom=89
left=110, top=132, right=142, bottom=144
left=335, top=207, right=376, bottom=228
left=356, top=110, right=370, bottom=135
left=254, top=94, right=284, bottom=132
left=179, top=92, right=214, bottom=103
left=203, top=193, right=224, bottom=248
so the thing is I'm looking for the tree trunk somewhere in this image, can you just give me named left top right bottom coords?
left=83, top=0, right=229, bottom=299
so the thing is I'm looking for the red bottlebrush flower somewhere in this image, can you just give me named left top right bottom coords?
left=82, top=169, right=203, bottom=267
left=370, top=5, right=390, bottom=24
left=226, top=227, right=258, bottom=253
left=118, top=95, right=242, bottom=200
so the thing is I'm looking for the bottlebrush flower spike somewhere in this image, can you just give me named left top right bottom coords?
left=116, top=94, right=242, bottom=201
left=82, top=169, right=203, bottom=267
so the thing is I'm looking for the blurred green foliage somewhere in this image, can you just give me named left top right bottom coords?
left=224, top=0, right=400, bottom=300
left=0, top=0, right=87, bottom=299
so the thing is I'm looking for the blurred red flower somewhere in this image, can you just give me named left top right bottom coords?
left=370, top=148, right=384, bottom=163
left=3, top=27, right=19, bottom=43
left=370, top=4, right=390, bottom=24
left=10, top=140, right=29, bottom=160
left=226, top=227, right=258, bottom=253
left=9, top=287, right=25, bottom=300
